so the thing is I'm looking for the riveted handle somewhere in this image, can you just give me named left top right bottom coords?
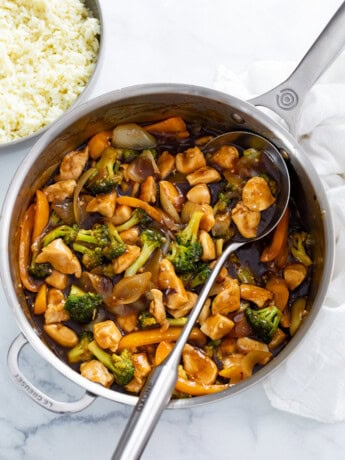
left=7, top=334, right=96, bottom=413
left=250, top=1, right=345, bottom=134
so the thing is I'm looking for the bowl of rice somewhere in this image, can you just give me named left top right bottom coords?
left=0, top=0, right=102, bottom=149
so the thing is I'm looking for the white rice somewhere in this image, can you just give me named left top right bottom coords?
left=0, top=0, right=100, bottom=143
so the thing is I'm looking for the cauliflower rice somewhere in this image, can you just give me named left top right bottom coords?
left=0, top=0, right=100, bottom=144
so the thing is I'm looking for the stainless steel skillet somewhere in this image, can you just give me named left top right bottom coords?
left=2, top=1, right=343, bottom=417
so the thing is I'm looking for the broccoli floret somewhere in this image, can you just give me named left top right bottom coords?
left=75, top=224, right=109, bottom=247
left=64, top=285, right=102, bottom=323
left=190, top=263, right=211, bottom=288
left=290, top=232, right=312, bottom=267
left=213, top=192, right=231, bottom=215
left=138, top=311, right=188, bottom=329
left=167, top=211, right=204, bottom=274
left=68, top=331, right=94, bottom=363
left=86, top=147, right=122, bottom=195
left=125, top=229, right=163, bottom=277
left=121, top=149, right=140, bottom=163
left=102, top=222, right=126, bottom=260
left=245, top=306, right=281, bottom=344
left=42, top=224, right=79, bottom=247
left=28, top=258, right=52, bottom=279
left=115, top=208, right=152, bottom=233
left=88, top=341, right=134, bottom=386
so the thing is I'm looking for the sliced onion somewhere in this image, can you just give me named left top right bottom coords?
left=106, top=272, right=152, bottom=307
left=127, top=156, right=154, bottom=183
left=112, top=123, right=157, bottom=149
left=73, top=167, right=97, bottom=224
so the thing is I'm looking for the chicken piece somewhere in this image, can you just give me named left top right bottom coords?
left=181, top=201, right=215, bottom=232
left=110, top=205, right=132, bottom=225
left=176, top=146, right=206, bottom=174
left=93, top=320, right=122, bottom=352
left=140, top=176, right=157, bottom=203
left=186, top=166, right=221, bottom=185
left=219, top=337, right=237, bottom=356
left=283, top=263, right=308, bottom=290
left=167, top=291, right=197, bottom=318
left=44, top=323, right=78, bottom=348
left=200, top=313, right=234, bottom=340
left=186, top=184, right=211, bottom=204
left=58, top=148, right=89, bottom=181
left=36, top=238, right=82, bottom=278
left=182, top=344, right=218, bottom=385
left=80, top=360, right=114, bottom=388
left=236, top=337, right=269, bottom=354
left=158, top=259, right=189, bottom=309
left=149, top=288, right=168, bottom=329
left=86, top=192, right=117, bottom=218
left=119, top=227, right=140, bottom=245
left=112, top=245, right=140, bottom=274
left=44, top=288, right=69, bottom=324
left=159, top=181, right=184, bottom=222
left=44, top=180, right=77, bottom=202
left=211, top=145, right=239, bottom=171
left=199, top=230, right=216, bottom=261
left=265, top=277, right=289, bottom=310
left=231, top=201, right=261, bottom=238
left=212, top=277, right=240, bottom=315
left=242, top=177, right=275, bottom=211
left=45, top=270, right=68, bottom=290
left=240, top=284, right=273, bottom=308
left=157, top=151, right=175, bottom=179
left=125, top=353, right=152, bottom=393
left=115, top=312, right=138, bottom=333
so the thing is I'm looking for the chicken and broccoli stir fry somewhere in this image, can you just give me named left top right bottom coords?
left=19, top=116, right=313, bottom=397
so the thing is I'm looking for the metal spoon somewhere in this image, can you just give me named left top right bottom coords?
left=112, top=131, right=290, bottom=460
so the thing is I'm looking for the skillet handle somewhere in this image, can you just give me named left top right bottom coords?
left=7, top=333, right=97, bottom=413
left=249, top=1, right=345, bottom=134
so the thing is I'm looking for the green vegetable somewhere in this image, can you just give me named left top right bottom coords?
left=115, top=208, right=152, bottom=233
left=102, top=222, right=126, bottom=260
left=245, top=306, right=281, bottom=344
left=138, top=311, right=188, bottom=329
left=125, top=229, right=163, bottom=276
left=28, top=257, right=52, bottom=279
left=290, top=232, right=312, bottom=266
left=167, top=211, right=204, bottom=273
left=42, top=224, right=79, bottom=247
left=86, top=147, right=122, bottom=194
left=64, top=285, right=102, bottom=323
left=88, top=341, right=135, bottom=386
left=68, top=331, right=94, bottom=363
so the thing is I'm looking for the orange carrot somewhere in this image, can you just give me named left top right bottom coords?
left=18, top=204, right=41, bottom=292
left=260, top=208, right=289, bottom=262
left=32, top=190, right=49, bottom=243
left=34, top=283, right=47, bottom=315
left=87, top=130, right=113, bottom=160
left=144, top=117, right=189, bottom=139
left=118, top=327, right=206, bottom=351
left=265, top=277, right=289, bottom=311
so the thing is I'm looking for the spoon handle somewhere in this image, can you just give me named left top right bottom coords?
left=112, top=241, right=243, bottom=460
left=250, top=1, right=345, bottom=133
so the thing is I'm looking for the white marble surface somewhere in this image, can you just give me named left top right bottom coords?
left=1, top=0, right=345, bottom=459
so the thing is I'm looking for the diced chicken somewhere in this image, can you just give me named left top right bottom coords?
left=182, top=344, right=218, bottom=385
left=181, top=201, right=215, bottom=232
left=242, top=177, right=275, bottom=211
left=110, top=205, right=132, bottom=225
left=240, top=284, right=273, bottom=308
left=86, top=192, right=117, bottom=217
left=186, top=184, right=211, bottom=204
left=93, top=320, right=122, bottom=352
left=112, top=245, right=140, bottom=274
left=199, top=230, right=216, bottom=261
left=212, top=277, right=240, bottom=314
left=44, top=179, right=77, bottom=202
left=115, top=312, right=138, bottom=333
left=36, top=238, right=82, bottom=278
left=157, top=151, right=175, bottom=179
left=45, top=270, right=68, bottom=290
left=236, top=337, right=269, bottom=353
left=200, top=313, right=234, bottom=340
left=283, top=263, right=308, bottom=290
left=125, top=353, right=152, bottom=393
left=43, top=323, right=78, bottom=348
left=140, top=176, right=157, bottom=203
left=149, top=288, right=168, bottom=329
left=119, top=227, right=140, bottom=245
left=58, top=148, right=89, bottom=181
left=186, top=166, right=221, bottom=185
left=211, top=145, right=239, bottom=171
left=231, top=201, right=261, bottom=238
left=167, top=291, right=197, bottom=318
left=176, top=146, right=206, bottom=174
left=44, top=292, right=69, bottom=324
left=80, top=360, right=114, bottom=388
left=265, top=277, right=289, bottom=310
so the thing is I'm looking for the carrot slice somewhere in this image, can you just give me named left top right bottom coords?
left=118, top=327, right=206, bottom=350
left=32, top=190, right=49, bottom=243
left=34, top=283, right=47, bottom=315
left=260, top=208, right=289, bottom=262
left=144, top=117, right=189, bottom=139
left=18, top=204, right=41, bottom=293
left=87, top=130, right=113, bottom=160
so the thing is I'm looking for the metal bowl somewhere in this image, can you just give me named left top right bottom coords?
left=1, top=83, right=334, bottom=413
left=0, top=0, right=103, bottom=153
